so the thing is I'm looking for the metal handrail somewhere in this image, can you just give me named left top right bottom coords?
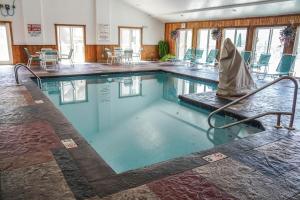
left=14, top=63, right=42, bottom=88
left=208, top=76, right=298, bottom=130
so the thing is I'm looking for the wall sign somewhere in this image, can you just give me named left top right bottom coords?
left=27, top=24, right=41, bottom=37
left=98, top=24, right=110, bottom=41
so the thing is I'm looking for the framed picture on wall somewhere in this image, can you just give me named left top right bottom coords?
left=27, top=24, right=41, bottom=37
left=98, top=24, right=110, bottom=41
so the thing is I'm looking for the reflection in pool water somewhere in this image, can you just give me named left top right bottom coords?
left=41, top=72, right=261, bottom=173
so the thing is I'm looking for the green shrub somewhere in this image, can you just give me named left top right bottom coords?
left=160, top=54, right=176, bottom=62
left=158, top=40, right=169, bottom=58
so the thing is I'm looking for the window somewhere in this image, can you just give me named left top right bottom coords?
left=176, top=29, right=193, bottom=60
left=253, top=27, right=284, bottom=73
left=197, top=29, right=217, bottom=62
left=119, top=77, right=142, bottom=98
left=60, top=80, right=87, bottom=104
left=56, top=25, right=85, bottom=63
left=223, top=28, right=247, bottom=52
left=294, top=26, right=300, bottom=78
left=119, top=27, right=142, bottom=53
left=0, top=23, right=13, bottom=64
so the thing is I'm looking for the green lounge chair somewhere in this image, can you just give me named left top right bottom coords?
left=241, top=51, right=252, bottom=65
left=273, top=54, right=296, bottom=77
left=257, top=54, right=296, bottom=80
left=251, top=53, right=271, bottom=73
left=206, top=49, right=219, bottom=65
left=183, top=48, right=194, bottom=61
left=24, top=48, right=42, bottom=68
left=195, top=49, right=204, bottom=61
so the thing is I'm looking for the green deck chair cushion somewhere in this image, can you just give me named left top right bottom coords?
left=251, top=53, right=271, bottom=69
left=276, top=54, right=296, bottom=75
left=183, top=49, right=194, bottom=61
left=195, top=49, right=204, bottom=60
left=241, top=51, right=251, bottom=64
left=206, top=49, right=219, bottom=63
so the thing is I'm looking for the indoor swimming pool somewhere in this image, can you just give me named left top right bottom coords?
left=40, top=72, right=262, bottom=173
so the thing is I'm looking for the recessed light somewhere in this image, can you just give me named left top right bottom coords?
left=232, top=8, right=237, bottom=12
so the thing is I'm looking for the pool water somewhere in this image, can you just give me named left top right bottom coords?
left=41, top=72, right=261, bottom=173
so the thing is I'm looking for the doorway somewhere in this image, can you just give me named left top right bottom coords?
left=56, top=25, right=85, bottom=63
left=176, top=29, right=193, bottom=60
left=0, top=22, right=13, bottom=64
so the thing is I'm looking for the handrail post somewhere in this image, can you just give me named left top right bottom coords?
left=14, top=63, right=42, bottom=89
left=207, top=76, right=298, bottom=130
left=275, top=114, right=282, bottom=129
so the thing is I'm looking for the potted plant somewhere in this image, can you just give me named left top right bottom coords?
left=171, top=29, right=180, bottom=40
left=279, top=25, right=296, bottom=44
left=211, top=29, right=222, bottom=40
left=158, top=40, right=169, bottom=59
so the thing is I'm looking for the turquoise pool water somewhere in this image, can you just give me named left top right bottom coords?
left=41, top=72, right=261, bottom=173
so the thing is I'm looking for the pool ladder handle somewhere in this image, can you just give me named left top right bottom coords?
left=208, top=76, right=298, bottom=130
left=14, top=63, right=42, bottom=88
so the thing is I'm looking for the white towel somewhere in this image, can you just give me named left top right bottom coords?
left=217, top=38, right=255, bottom=97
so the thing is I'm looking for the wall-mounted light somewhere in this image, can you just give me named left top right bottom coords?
left=0, top=0, right=16, bottom=17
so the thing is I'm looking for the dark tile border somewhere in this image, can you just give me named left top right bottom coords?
left=18, top=66, right=294, bottom=198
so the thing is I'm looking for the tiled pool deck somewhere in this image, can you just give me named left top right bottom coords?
left=1, top=63, right=300, bottom=200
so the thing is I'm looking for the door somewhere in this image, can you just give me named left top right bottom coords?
left=176, top=29, right=193, bottom=60
left=253, top=27, right=284, bottom=73
left=197, top=29, right=217, bottom=63
left=294, top=26, right=300, bottom=78
left=119, top=27, right=142, bottom=53
left=223, top=28, right=247, bottom=52
left=56, top=25, right=85, bottom=63
left=0, top=23, right=13, bottom=64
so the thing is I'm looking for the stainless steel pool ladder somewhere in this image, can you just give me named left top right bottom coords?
left=208, top=76, right=298, bottom=130
left=14, top=63, right=42, bottom=88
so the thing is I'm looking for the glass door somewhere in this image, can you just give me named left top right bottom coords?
left=197, top=29, right=217, bottom=63
left=56, top=25, right=85, bottom=63
left=294, top=26, right=300, bottom=78
left=119, top=27, right=142, bottom=53
left=0, top=23, right=13, bottom=64
left=176, top=29, right=193, bottom=60
left=253, top=27, right=284, bottom=73
left=223, top=28, right=247, bottom=52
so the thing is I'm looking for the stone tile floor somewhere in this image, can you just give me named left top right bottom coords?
left=0, top=63, right=300, bottom=200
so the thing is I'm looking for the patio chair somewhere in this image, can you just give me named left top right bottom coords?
left=241, top=51, right=252, bottom=65
left=183, top=48, right=194, bottom=62
left=123, top=49, right=133, bottom=64
left=132, top=48, right=143, bottom=62
left=195, top=49, right=204, bottom=61
left=256, top=54, right=296, bottom=80
left=272, top=54, right=296, bottom=77
left=251, top=53, right=271, bottom=73
left=205, top=49, right=219, bottom=65
left=59, top=49, right=74, bottom=66
left=24, top=48, right=42, bottom=68
left=41, top=50, right=59, bottom=71
left=114, top=48, right=123, bottom=63
left=105, top=48, right=117, bottom=64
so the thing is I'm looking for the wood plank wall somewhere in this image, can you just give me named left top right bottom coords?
left=165, top=14, right=300, bottom=55
left=12, top=44, right=158, bottom=64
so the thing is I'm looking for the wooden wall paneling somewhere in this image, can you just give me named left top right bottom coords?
left=192, top=28, right=198, bottom=49
left=142, top=45, right=159, bottom=61
left=165, top=23, right=182, bottom=55
left=85, top=45, right=97, bottom=62
left=246, top=26, right=255, bottom=51
left=166, top=14, right=300, bottom=55
left=12, top=45, right=57, bottom=64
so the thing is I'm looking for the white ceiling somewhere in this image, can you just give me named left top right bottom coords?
left=122, top=0, right=300, bottom=22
